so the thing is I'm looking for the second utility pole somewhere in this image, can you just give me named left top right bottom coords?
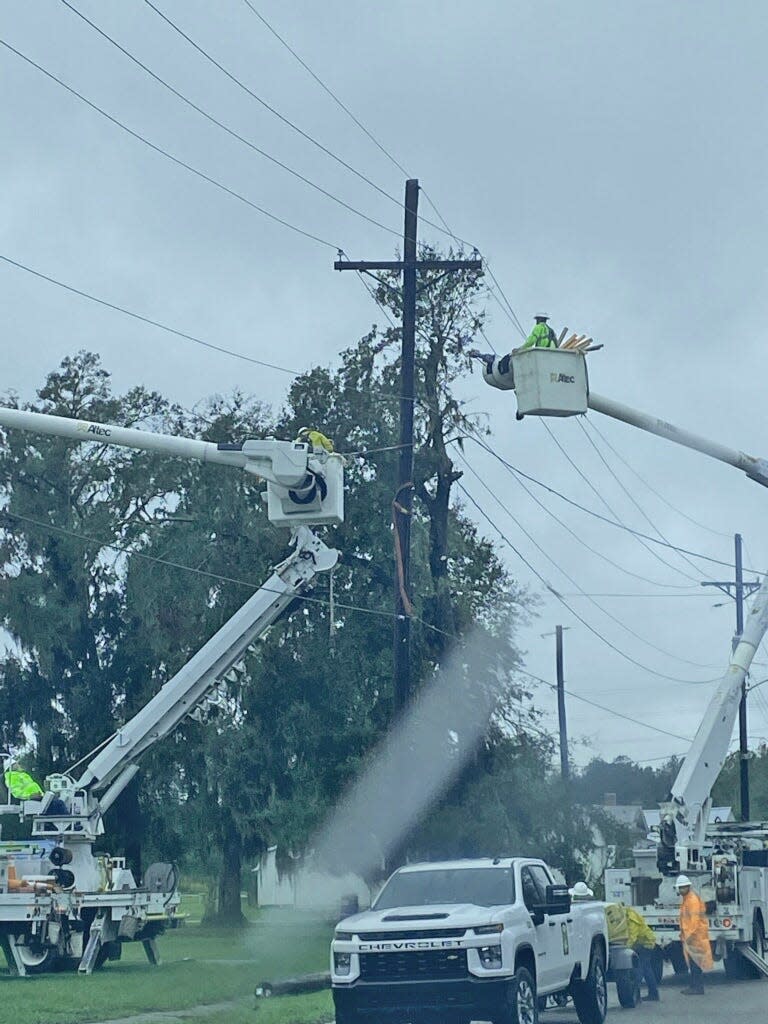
left=335, top=180, right=481, bottom=716
left=556, top=625, right=570, bottom=780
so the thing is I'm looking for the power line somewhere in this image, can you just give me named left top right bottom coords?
left=461, top=433, right=701, bottom=592
left=0, top=253, right=300, bottom=376
left=58, top=1, right=401, bottom=240
left=465, top=432, right=765, bottom=576
left=517, top=667, right=693, bottom=743
left=0, top=37, right=339, bottom=251
left=585, top=417, right=732, bottom=541
left=239, top=0, right=410, bottom=181
left=142, top=0, right=405, bottom=213
left=541, top=419, right=699, bottom=585
left=456, top=480, right=719, bottom=685
left=456, top=452, right=719, bottom=670
left=0, top=508, right=441, bottom=641
left=576, top=417, right=707, bottom=580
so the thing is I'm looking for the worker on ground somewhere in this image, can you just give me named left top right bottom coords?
left=568, top=881, right=595, bottom=902
left=605, top=904, right=660, bottom=1001
left=520, top=313, right=558, bottom=350
left=627, top=906, right=660, bottom=1002
left=676, top=875, right=713, bottom=995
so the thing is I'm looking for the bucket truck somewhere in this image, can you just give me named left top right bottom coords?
left=0, top=406, right=344, bottom=975
left=478, top=344, right=768, bottom=979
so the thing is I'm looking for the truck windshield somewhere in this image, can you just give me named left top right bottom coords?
left=374, top=868, right=515, bottom=909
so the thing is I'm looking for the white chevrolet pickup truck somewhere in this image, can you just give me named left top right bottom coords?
left=331, top=858, right=609, bottom=1024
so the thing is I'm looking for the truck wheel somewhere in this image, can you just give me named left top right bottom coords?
left=615, top=971, right=641, bottom=1008
left=333, top=1007, right=362, bottom=1024
left=571, top=945, right=608, bottom=1024
left=495, top=965, right=538, bottom=1024
left=13, top=937, right=58, bottom=975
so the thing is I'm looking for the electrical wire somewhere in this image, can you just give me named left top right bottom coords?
left=0, top=508, right=439, bottom=639
left=58, top=1, right=402, bottom=240
left=516, top=667, right=693, bottom=743
left=456, top=480, right=720, bottom=684
left=0, top=38, right=340, bottom=251
left=585, top=417, right=732, bottom=541
left=456, top=452, right=719, bottom=669
left=541, top=419, right=700, bottom=585
left=456, top=434, right=701, bottom=592
left=142, top=0, right=405, bottom=213
left=465, top=431, right=766, bottom=576
left=239, top=0, right=411, bottom=182
left=576, top=417, right=709, bottom=580
left=146, top=0, right=526, bottom=339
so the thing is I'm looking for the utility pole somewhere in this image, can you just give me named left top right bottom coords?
left=542, top=626, right=570, bottom=779
left=702, top=533, right=761, bottom=820
left=556, top=625, right=570, bottom=780
left=335, top=180, right=481, bottom=716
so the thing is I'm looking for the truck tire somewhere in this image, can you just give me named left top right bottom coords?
left=494, top=965, right=538, bottom=1024
left=615, top=971, right=641, bottom=1008
left=334, top=1007, right=362, bottom=1024
left=13, top=936, right=59, bottom=975
left=571, top=945, right=608, bottom=1024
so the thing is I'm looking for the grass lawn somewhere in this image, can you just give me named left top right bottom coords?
left=0, top=904, right=334, bottom=1024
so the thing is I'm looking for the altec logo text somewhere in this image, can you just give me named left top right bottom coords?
left=76, top=423, right=112, bottom=437
left=550, top=373, right=576, bottom=384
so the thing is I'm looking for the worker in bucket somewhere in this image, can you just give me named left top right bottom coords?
left=520, top=313, right=558, bottom=350
left=675, top=875, right=713, bottom=995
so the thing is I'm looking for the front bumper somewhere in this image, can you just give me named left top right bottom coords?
left=332, top=977, right=509, bottom=1018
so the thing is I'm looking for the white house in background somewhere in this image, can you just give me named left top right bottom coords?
left=254, top=846, right=371, bottom=911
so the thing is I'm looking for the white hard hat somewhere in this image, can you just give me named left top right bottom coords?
left=534, top=312, right=550, bottom=320
left=568, top=882, right=594, bottom=898
left=674, top=874, right=692, bottom=889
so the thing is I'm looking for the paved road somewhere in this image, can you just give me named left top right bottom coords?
left=541, top=966, right=766, bottom=1023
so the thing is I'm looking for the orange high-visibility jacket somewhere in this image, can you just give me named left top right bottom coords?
left=680, top=890, right=714, bottom=971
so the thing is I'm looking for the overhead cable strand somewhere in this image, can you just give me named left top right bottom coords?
left=0, top=38, right=339, bottom=251
left=456, top=481, right=720, bottom=684
left=0, top=254, right=300, bottom=376
left=576, top=417, right=707, bottom=580
left=58, top=1, right=401, bottom=239
left=465, top=432, right=765, bottom=575
left=239, top=0, right=411, bottom=179
left=142, top=0, right=405, bottom=211
left=516, top=668, right=693, bottom=743
left=456, top=452, right=718, bottom=669
left=0, top=509, right=439, bottom=638
left=585, top=417, right=732, bottom=540
left=540, top=419, right=699, bottom=584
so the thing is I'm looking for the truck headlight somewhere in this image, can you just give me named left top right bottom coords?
left=334, top=952, right=352, bottom=976
left=478, top=945, right=503, bottom=969
left=474, top=923, right=503, bottom=935
left=335, top=931, right=353, bottom=941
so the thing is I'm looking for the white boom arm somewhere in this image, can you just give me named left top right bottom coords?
left=588, top=393, right=768, bottom=489
left=662, top=573, right=768, bottom=860
left=84, top=526, right=337, bottom=815
left=0, top=404, right=344, bottom=837
left=0, top=406, right=312, bottom=487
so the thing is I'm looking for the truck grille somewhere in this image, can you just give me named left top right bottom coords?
left=359, top=949, right=468, bottom=981
left=358, top=928, right=466, bottom=941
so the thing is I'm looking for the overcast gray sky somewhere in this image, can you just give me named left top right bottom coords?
left=2, top=1, right=768, bottom=769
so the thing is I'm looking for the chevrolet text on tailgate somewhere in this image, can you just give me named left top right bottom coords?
left=331, top=858, right=609, bottom=1024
